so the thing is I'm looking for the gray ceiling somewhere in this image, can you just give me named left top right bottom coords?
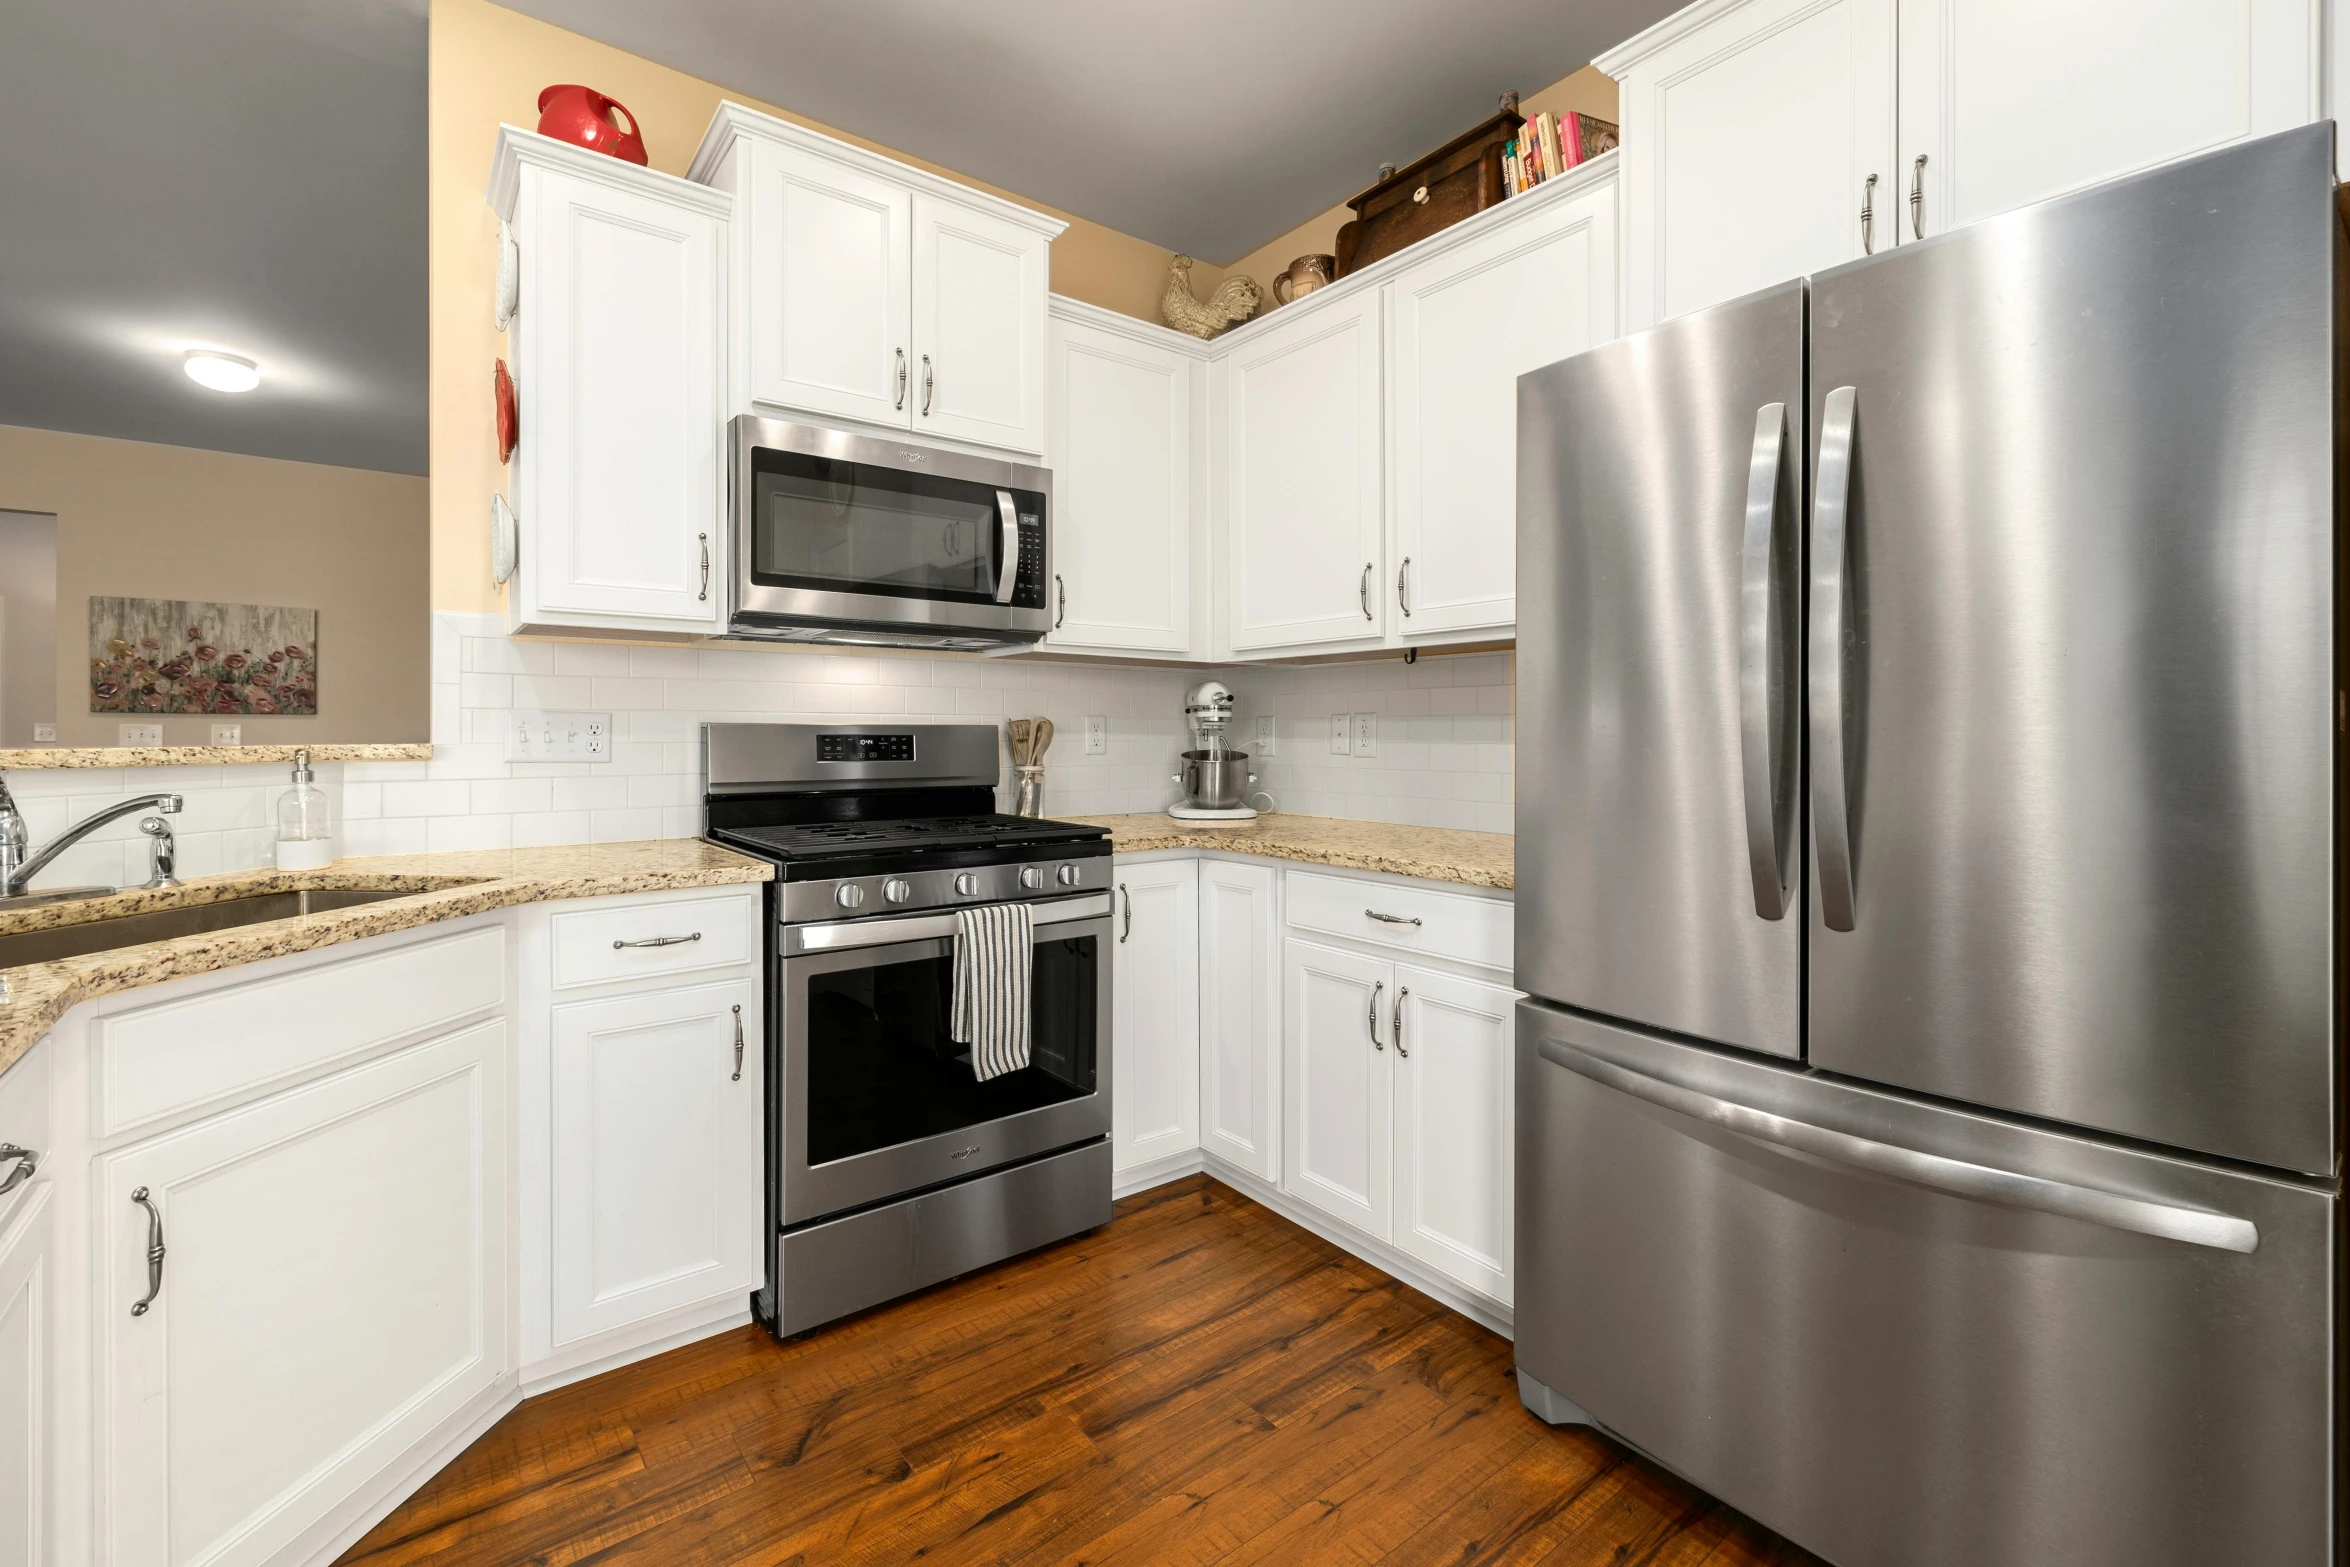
left=501, top=0, right=1675, bottom=261
left=0, top=0, right=427, bottom=475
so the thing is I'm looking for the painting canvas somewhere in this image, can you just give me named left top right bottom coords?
left=89, top=597, right=319, bottom=715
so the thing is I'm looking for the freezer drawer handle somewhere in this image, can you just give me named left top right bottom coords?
left=1809, top=385, right=1861, bottom=931
left=1738, top=401, right=1795, bottom=921
left=1537, top=1038, right=2259, bottom=1254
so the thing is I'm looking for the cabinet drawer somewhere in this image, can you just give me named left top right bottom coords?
left=1285, top=870, right=1511, bottom=972
left=0, top=1039, right=49, bottom=1229
left=550, top=889, right=756, bottom=990
left=97, top=926, right=506, bottom=1137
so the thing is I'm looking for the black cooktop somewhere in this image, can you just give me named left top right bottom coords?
left=713, top=812, right=1103, bottom=863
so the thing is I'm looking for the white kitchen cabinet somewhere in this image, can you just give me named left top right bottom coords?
left=491, top=129, right=730, bottom=637
left=1390, top=966, right=1515, bottom=1303
left=1197, top=859, right=1280, bottom=1181
left=550, top=979, right=759, bottom=1346
left=1602, top=0, right=1897, bottom=329
left=1225, top=290, right=1386, bottom=654
left=1113, top=860, right=1201, bottom=1176
left=96, top=1018, right=506, bottom=1567
left=1281, top=938, right=1393, bottom=1238
left=0, top=1184, right=50, bottom=1567
left=1046, top=301, right=1199, bottom=655
left=913, top=194, right=1050, bottom=453
left=1387, top=173, right=1618, bottom=638
left=1897, top=0, right=2321, bottom=239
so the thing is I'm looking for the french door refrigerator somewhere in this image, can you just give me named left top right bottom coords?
left=1513, top=122, right=2342, bottom=1567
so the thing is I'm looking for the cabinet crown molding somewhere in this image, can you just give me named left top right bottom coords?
left=686, top=100, right=1070, bottom=241
left=1048, top=293, right=1213, bottom=356
left=1595, top=0, right=1776, bottom=75
left=486, top=123, right=736, bottom=223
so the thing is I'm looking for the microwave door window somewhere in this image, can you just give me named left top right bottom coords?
left=752, top=455, right=1000, bottom=602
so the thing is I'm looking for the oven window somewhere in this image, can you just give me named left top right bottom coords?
left=752, top=450, right=1038, bottom=604
left=804, top=934, right=1099, bottom=1166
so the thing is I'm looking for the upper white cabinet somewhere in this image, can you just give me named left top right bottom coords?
left=1112, top=859, right=1202, bottom=1179
left=1046, top=300, right=1200, bottom=655
left=1602, top=0, right=1896, bottom=330
left=692, top=104, right=1062, bottom=457
left=1225, top=290, right=1388, bottom=654
left=490, top=129, right=730, bottom=637
left=1388, top=173, right=1618, bottom=637
left=1897, top=0, right=2322, bottom=237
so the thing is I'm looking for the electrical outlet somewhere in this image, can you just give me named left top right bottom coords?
left=1353, top=712, right=1378, bottom=757
left=1330, top=713, right=1353, bottom=756
left=1254, top=714, right=1277, bottom=756
left=1085, top=715, right=1108, bottom=755
left=31, top=723, right=54, bottom=743
left=210, top=723, right=242, bottom=746
left=118, top=723, right=162, bottom=746
left=507, top=710, right=614, bottom=762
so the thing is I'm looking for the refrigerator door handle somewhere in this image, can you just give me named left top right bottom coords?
left=1739, top=402, right=1794, bottom=920
left=1810, top=385, right=1860, bottom=931
left=1537, top=1037, right=2260, bottom=1253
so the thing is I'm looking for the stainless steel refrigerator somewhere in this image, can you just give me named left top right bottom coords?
left=1513, top=123, right=2342, bottom=1567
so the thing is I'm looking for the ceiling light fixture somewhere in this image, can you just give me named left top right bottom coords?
left=183, top=350, right=260, bottom=393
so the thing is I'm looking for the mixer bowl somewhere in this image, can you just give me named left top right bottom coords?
left=1179, top=750, right=1254, bottom=809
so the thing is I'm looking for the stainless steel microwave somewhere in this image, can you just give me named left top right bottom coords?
left=728, top=415, right=1051, bottom=650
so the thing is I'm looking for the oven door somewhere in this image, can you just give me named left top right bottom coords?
left=777, top=893, right=1110, bottom=1226
left=731, top=415, right=1050, bottom=643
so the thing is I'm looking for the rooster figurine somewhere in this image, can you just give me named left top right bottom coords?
left=1161, top=256, right=1263, bottom=339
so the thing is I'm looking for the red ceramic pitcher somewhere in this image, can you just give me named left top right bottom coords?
left=535, top=84, right=647, bottom=166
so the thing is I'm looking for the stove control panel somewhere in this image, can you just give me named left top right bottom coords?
left=817, top=732, right=915, bottom=763
left=774, top=846, right=1114, bottom=925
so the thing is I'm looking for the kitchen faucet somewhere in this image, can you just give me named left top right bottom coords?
left=0, top=777, right=184, bottom=899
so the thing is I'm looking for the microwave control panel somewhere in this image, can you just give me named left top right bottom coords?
left=1011, top=493, right=1047, bottom=609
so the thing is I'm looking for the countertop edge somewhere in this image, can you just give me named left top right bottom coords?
left=0, top=742, right=435, bottom=769
left=1077, top=814, right=1515, bottom=892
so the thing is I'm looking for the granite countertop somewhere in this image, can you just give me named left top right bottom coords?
left=0, top=742, right=433, bottom=769
left=0, top=839, right=771, bottom=1078
left=1076, top=813, right=1514, bottom=891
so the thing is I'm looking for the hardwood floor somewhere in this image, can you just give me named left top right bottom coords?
left=340, top=1175, right=1820, bottom=1566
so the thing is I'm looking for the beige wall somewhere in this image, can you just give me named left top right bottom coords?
left=0, top=424, right=429, bottom=746
left=430, top=0, right=1212, bottom=615
left=1216, top=66, right=1620, bottom=303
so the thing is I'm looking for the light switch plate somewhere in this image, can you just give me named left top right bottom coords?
left=1330, top=713, right=1353, bottom=756
left=118, top=723, right=162, bottom=746
left=507, top=710, right=613, bottom=762
left=31, top=724, right=55, bottom=743
left=1254, top=714, right=1277, bottom=756
left=1084, top=715, right=1108, bottom=755
left=1353, top=712, right=1378, bottom=757
left=210, top=723, right=242, bottom=746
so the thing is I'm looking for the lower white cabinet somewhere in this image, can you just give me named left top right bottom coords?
left=1112, top=860, right=1200, bottom=1176
left=0, top=1183, right=51, bottom=1567
left=95, top=1018, right=507, bottom=1567
left=1282, top=940, right=1394, bottom=1238
left=550, top=979, right=759, bottom=1345
left=1197, top=860, right=1280, bottom=1181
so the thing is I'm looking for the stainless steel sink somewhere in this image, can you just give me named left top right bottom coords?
left=0, top=888, right=412, bottom=968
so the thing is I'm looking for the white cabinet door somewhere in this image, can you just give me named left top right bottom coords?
left=1046, top=313, right=1194, bottom=653
left=1226, top=292, right=1386, bottom=653
left=1612, top=0, right=1896, bottom=328
left=0, top=1185, right=50, bottom=1567
left=551, top=980, right=759, bottom=1345
left=1389, top=177, right=1618, bottom=637
left=913, top=194, right=1049, bottom=453
left=1391, top=966, right=1515, bottom=1303
left=97, top=1021, right=505, bottom=1567
left=743, top=138, right=913, bottom=429
left=1281, top=940, right=1392, bottom=1239
left=515, top=161, right=726, bottom=631
left=1198, top=859, right=1280, bottom=1181
left=1112, top=861, right=1201, bottom=1175
left=1898, top=0, right=2319, bottom=238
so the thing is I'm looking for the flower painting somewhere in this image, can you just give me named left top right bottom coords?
left=89, top=597, right=319, bottom=716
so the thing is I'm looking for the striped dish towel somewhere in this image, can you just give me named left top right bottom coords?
left=950, top=902, right=1033, bottom=1081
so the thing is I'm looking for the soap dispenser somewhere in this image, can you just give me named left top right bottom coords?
left=274, top=748, right=336, bottom=870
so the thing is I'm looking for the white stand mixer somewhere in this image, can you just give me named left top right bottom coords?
left=1168, top=680, right=1263, bottom=822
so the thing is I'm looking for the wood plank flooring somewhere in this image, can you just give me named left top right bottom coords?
left=340, top=1175, right=1820, bottom=1566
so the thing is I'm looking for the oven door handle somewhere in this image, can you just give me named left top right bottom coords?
left=783, top=892, right=1111, bottom=955
left=994, top=490, right=1020, bottom=605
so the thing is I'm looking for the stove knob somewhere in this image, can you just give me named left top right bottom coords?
left=1056, top=863, right=1082, bottom=887
left=954, top=872, right=980, bottom=897
left=1020, top=866, right=1046, bottom=890
left=883, top=878, right=912, bottom=905
left=835, top=884, right=866, bottom=910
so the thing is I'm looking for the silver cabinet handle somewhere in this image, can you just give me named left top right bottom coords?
left=1909, top=153, right=1928, bottom=240
left=1539, top=1038, right=2259, bottom=1253
left=731, top=1003, right=744, bottom=1082
left=1359, top=563, right=1373, bottom=620
left=1810, top=385, right=1860, bottom=931
left=0, top=1142, right=36, bottom=1197
left=1393, top=986, right=1409, bottom=1058
left=1118, top=883, right=1132, bottom=943
left=698, top=533, right=710, bottom=601
left=1860, top=173, right=1879, bottom=254
left=130, top=1186, right=166, bottom=1317
left=1738, top=402, right=1794, bottom=922
left=895, top=347, right=908, bottom=410
left=614, top=931, right=702, bottom=950
left=1367, top=980, right=1385, bottom=1048
left=1054, top=574, right=1066, bottom=629
left=994, top=490, right=1020, bottom=605
left=922, top=353, right=934, bottom=415
left=1397, top=557, right=1412, bottom=618
left=1364, top=909, right=1422, bottom=927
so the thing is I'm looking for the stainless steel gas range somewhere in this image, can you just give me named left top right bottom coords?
left=702, top=722, right=1113, bottom=1337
